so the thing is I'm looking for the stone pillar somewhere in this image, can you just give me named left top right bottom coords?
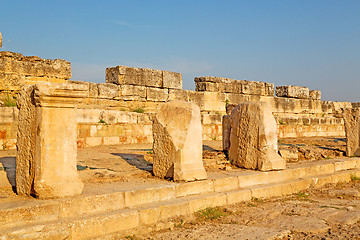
left=152, top=101, right=207, bottom=182
left=229, top=102, right=286, bottom=171
left=16, top=82, right=87, bottom=198
left=343, top=108, right=360, bottom=157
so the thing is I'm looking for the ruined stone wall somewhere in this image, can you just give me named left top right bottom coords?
left=0, top=63, right=352, bottom=150
left=0, top=51, right=71, bottom=104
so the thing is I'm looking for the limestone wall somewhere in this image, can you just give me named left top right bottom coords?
left=0, top=61, right=353, bottom=150
left=0, top=51, right=71, bottom=104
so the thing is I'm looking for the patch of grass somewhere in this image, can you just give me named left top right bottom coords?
left=146, top=150, right=153, bottom=154
left=196, top=207, right=227, bottom=221
left=251, top=197, right=264, bottom=203
left=174, top=218, right=185, bottom=228
left=324, top=156, right=332, bottom=159
left=132, top=107, right=145, bottom=113
left=296, top=191, right=309, bottom=199
left=278, top=120, right=286, bottom=125
left=247, top=202, right=257, bottom=207
left=2, top=142, right=7, bottom=150
left=351, top=175, right=360, bottom=181
left=350, top=155, right=358, bottom=158
left=125, top=235, right=137, bottom=240
left=225, top=99, right=230, bottom=106
left=210, top=136, right=217, bottom=141
left=3, top=92, right=16, bottom=107
left=98, top=119, right=107, bottom=124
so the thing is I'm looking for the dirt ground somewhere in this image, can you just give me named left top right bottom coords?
left=127, top=180, right=360, bottom=240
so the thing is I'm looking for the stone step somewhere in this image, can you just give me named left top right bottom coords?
left=1, top=166, right=360, bottom=239
left=0, top=157, right=359, bottom=232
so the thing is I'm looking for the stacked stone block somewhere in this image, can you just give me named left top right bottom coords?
left=276, top=85, right=321, bottom=100
left=106, top=65, right=182, bottom=89
left=195, top=76, right=274, bottom=96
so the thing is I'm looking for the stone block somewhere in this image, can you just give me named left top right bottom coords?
left=59, top=192, right=125, bottom=218
left=0, top=201, right=60, bottom=229
left=106, top=65, right=182, bottom=89
left=188, top=193, right=227, bottom=212
left=97, top=83, right=119, bottom=99
left=343, top=108, right=360, bottom=157
left=162, top=70, right=182, bottom=89
left=168, top=89, right=189, bottom=101
left=195, top=82, right=218, bottom=92
left=276, top=85, right=310, bottom=99
left=241, top=81, right=263, bottom=95
left=119, top=84, right=146, bottom=101
left=138, top=206, right=161, bottom=225
left=225, top=189, right=252, bottom=205
left=146, top=87, right=168, bottom=102
left=188, top=91, right=204, bottom=107
left=16, top=82, right=85, bottom=198
left=201, top=92, right=226, bottom=112
left=0, top=51, right=71, bottom=80
left=159, top=199, right=191, bottom=220
left=251, top=182, right=285, bottom=198
left=334, top=159, right=357, bottom=171
left=309, top=90, right=321, bottom=100
left=152, top=101, right=207, bottom=181
left=265, top=82, right=275, bottom=96
left=175, top=180, right=214, bottom=197
left=195, top=76, right=274, bottom=96
left=71, top=209, right=139, bottom=239
left=212, top=176, right=239, bottom=192
left=86, top=137, right=103, bottom=147
left=229, top=102, right=286, bottom=171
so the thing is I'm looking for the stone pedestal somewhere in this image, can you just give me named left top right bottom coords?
left=152, top=101, right=207, bottom=182
left=16, top=82, right=87, bottom=198
left=228, top=102, right=286, bottom=171
left=344, top=108, right=360, bottom=157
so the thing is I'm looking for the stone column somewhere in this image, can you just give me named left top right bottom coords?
left=344, top=108, right=360, bottom=157
left=229, top=102, right=286, bottom=171
left=16, top=82, right=87, bottom=198
left=152, top=101, right=207, bottom=182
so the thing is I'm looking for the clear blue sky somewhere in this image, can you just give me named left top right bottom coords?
left=1, top=0, right=359, bottom=102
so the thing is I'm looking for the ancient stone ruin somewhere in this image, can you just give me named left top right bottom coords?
left=152, top=101, right=207, bottom=181
left=16, top=82, right=85, bottom=198
left=343, top=107, right=360, bottom=157
left=1, top=31, right=360, bottom=239
left=226, top=102, right=286, bottom=171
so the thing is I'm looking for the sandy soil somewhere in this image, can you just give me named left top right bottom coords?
left=132, top=180, right=360, bottom=240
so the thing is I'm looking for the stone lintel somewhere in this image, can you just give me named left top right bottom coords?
left=33, top=82, right=89, bottom=108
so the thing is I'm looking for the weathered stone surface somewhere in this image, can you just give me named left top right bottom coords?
left=0, top=51, right=71, bottom=80
left=229, top=102, right=286, bottom=171
left=106, top=65, right=182, bottom=89
left=16, top=85, right=36, bottom=196
left=195, top=76, right=274, bottom=96
left=276, top=85, right=310, bottom=99
left=152, top=101, right=207, bottom=181
left=343, top=107, right=360, bottom=157
left=309, top=90, right=321, bottom=100
left=16, top=82, right=85, bottom=198
left=222, top=115, right=231, bottom=156
left=0, top=32, right=2, bottom=48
